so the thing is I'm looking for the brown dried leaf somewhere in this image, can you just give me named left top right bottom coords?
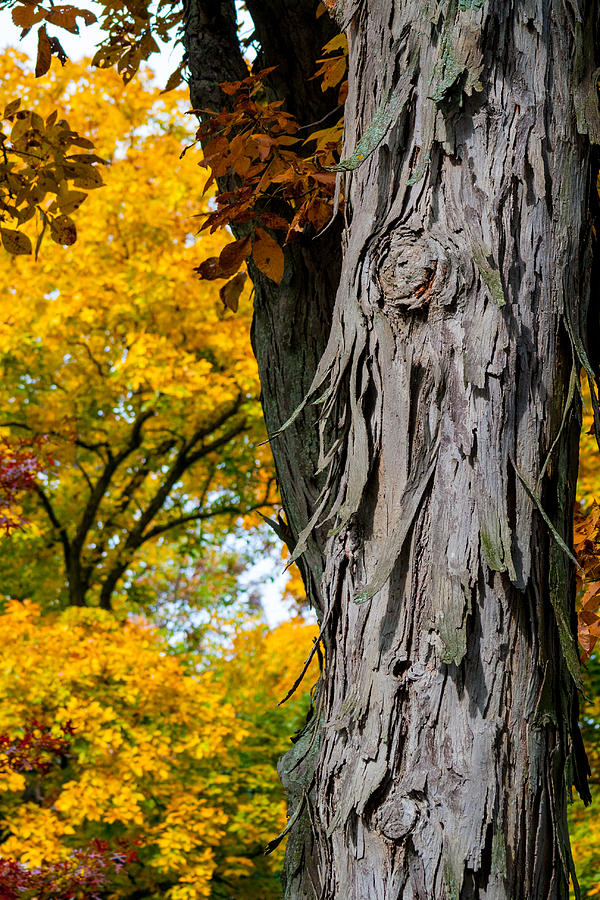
left=161, top=64, right=184, bottom=94
left=260, top=213, right=290, bottom=231
left=195, top=256, right=225, bottom=280
left=220, top=272, right=247, bottom=312
left=3, top=98, right=21, bottom=119
left=50, top=214, right=77, bottom=245
left=219, top=235, right=251, bottom=276
left=46, top=5, right=97, bottom=33
left=1, top=227, right=32, bottom=255
left=12, top=3, right=45, bottom=30
left=35, top=25, right=52, bottom=78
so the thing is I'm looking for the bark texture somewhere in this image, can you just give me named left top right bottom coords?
left=184, top=1, right=600, bottom=898
left=278, top=2, right=599, bottom=898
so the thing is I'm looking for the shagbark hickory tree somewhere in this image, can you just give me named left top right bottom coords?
left=2, top=0, right=600, bottom=896
left=184, top=1, right=600, bottom=899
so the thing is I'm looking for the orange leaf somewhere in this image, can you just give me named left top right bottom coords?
left=260, top=213, right=290, bottom=231
left=252, top=134, right=275, bottom=162
left=219, top=236, right=251, bottom=276
left=252, top=228, right=284, bottom=284
left=321, top=35, right=348, bottom=55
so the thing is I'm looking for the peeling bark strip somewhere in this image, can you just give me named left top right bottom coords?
left=278, top=1, right=598, bottom=898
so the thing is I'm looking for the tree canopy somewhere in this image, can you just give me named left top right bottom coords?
left=0, top=599, right=318, bottom=898
left=0, top=51, right=275, bottom=612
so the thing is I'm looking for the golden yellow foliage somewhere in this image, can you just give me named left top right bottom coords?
left=570, top=393, right=600, bottom=896
left=0, top=600, right=318, bottom=898
left=0, top=51, right=276, bottom=610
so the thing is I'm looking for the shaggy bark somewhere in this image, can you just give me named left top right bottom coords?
left=184, top=1, right=600, bottom=897
left=278, top=2, right=599, bottom=898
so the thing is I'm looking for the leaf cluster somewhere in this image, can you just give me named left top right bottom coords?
left=575, top=502, right=600, bottom=661
left=0, top=97, right=104, bottom=255
left=0, top=720, right=73, bottom=775
left=8, top=0, right=181, bottom=83
left=0, top=601, right=317, bottom=899
left=190, top=49, right=346, bottom=289
left=0, top=57, right=275, bottom=612
left=0, top=838, right=138, bottom=899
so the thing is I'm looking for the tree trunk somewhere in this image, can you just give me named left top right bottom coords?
left=184, top=1, right=600, bottom=897
left=276, top=2, right=599, bottom=898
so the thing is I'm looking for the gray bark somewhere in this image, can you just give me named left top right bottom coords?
left=184, top=1, right=600, bottom=897
left=280, top=2, right=598, bottom=898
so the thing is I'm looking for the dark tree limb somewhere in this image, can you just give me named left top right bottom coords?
left=244, top=0, right=339, bottom=125
left=183, top=0, right=247, bottom=114
left=71, top=408, right=156, bottom=559
left=33, top=483, right=71, bottom=568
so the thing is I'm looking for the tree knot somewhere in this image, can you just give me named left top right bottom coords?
left=374, top=231, right=450, bottom=313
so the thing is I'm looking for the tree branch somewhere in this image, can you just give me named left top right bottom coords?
left=97, top=417, right=248, bottom=609
left=0, top=421, right=111, bottom=461
left=181, top=393, right=244, bottom=454
left=71, top=340, right=107, bottom=378
left=71, top=408, right=155, bottom=558
left=139, top=498, right=268, bottom=543
left=33, top=483, right=71, bottom=567
left=185, top=420, right=248, bottom=466
left=183, top=0, right=247, bottom=114
left=244, top=0, right=339, bottom=125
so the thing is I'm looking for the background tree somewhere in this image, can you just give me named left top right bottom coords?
left=0, top=600, right=318, bottom=899
left=0, top=52, right=275, bottom=612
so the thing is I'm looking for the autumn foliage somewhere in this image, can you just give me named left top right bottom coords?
left=0, top=601, right=317, bottom=898
left=0, top=437, right=47, bottom=535
left=0, top=52, right=275, bottom=611
left=190, top=48, right=346, bottom=293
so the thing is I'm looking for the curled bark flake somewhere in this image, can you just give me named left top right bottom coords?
left=354, top=435, right=440, bottom=604
left=326, top=53, right=418, bottom=172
